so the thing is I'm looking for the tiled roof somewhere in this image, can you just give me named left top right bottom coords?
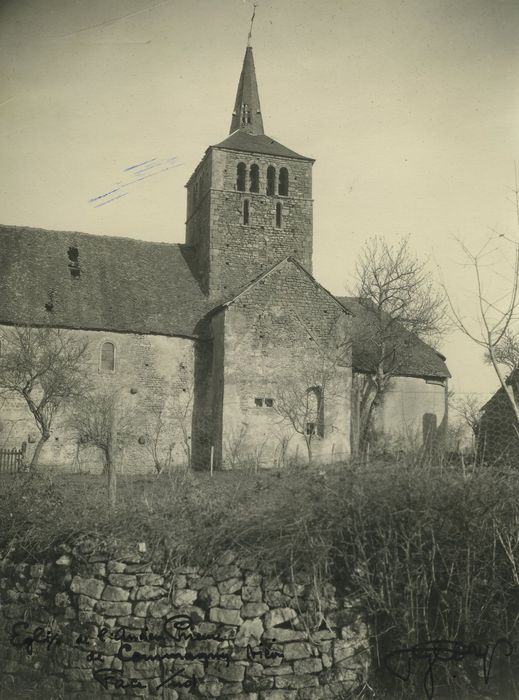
left=213, top=130, right=313, bottom=161
left=0, top=225, right=212, bottom=339
left=337, top=296, right=450, bottom=379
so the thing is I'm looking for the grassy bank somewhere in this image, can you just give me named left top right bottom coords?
left=2, top=461, right=519, bottom=697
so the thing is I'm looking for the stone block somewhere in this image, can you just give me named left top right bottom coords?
left=244, top=572, right=262, bottom=586
left=173, top=588, right=198, bottom=606
left=133, top=601, right=151, bottom=617
left=77, top=594, right=96, bottom=611
left=95, top=600, right=132, bottom=617
left=293, top=657, right=322, bottom=674
left=220, top=594, right=242, bottom=609
left=149, top=598, right=172, bottom=618
left=137, top=573, right=164, bottom=586
left=56, top=554, right=72, bottom=566
left=188, top=575, right=216, bottom=590
left=135, top=585, right=166, bottom=600
left=108, top=573, right=138, bottom=588
left=218, top=576, right=243, bottom=594
left=265, top=608, right=297, bottom=628
left=206, top=661, right=246, bottom=682
left=266, top=629, right=306, bottom=643
left=102, top=585, right=130, bottom=602
left=198, top=585, right=220, bottom=607
left=107, top=560, right=126, bottom=574
left=235, top=618, right=264, bottom=647
left=242, top=585, right=263, bottom=602
left=259, top=691, right=296, bottom=700
left=209, top=607, right=243, bottom=626
left=70, top=576, right=104, bottom=599
left=241, top=602, right=268, bottom=618
left=282, top=642, right=313, bottom=661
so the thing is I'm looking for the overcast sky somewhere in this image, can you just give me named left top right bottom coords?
left=1, top=0, right=518, bottom=403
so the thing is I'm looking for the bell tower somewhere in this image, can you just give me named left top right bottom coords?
left=185, top=41, right=314, bottom=300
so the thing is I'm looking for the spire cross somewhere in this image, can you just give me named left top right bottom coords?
left=247, top=4, right=257, bottom=47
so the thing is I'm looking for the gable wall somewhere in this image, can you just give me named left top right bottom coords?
left=0, top=324, right=196, bottom=473
left=213, top=263, right=352, bottom=468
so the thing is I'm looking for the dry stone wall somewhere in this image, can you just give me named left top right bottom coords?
left=0, top=540, right=369, bottom=699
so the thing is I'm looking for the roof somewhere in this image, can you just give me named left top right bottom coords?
left=0, top=225, right=213, bottom=339
left=337, top=296, right=450, bottom=379
left=229, top=46, right=264, bottom=136
left=213, top=130, right=314, bottom=162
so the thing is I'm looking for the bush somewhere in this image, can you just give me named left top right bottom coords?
left=2, top=460, right=519, bottom=697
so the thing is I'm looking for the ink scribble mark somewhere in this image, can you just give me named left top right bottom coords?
left=89, top=155, right=181, bottom=207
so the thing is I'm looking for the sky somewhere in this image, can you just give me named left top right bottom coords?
left=1, top=0, right=519, bottom=406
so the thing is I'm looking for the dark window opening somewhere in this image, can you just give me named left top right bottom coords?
left=255, top=398, right=263, bottom=407
left=68, top=246, right=81, bottom=278
left=236, top=162, right=246, bottom=192
left=267, top=166, right=276, bottom=195
left=279, top=167, right=289, bottom=196
left=241, top=103, right=251, bottom=126
left=276, top=202, right=282, bottom=228
left=306, top=386, right=324, bottom=437
left=100, top=341, right=115, bottom=372
left=250, top=164, right=260, bottom=193
left=243, top=199, right=250, bottom=225
left=265, top=398, right=274, bottom=408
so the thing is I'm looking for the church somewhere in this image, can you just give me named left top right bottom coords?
left=0, top=43, right=449, bottom=471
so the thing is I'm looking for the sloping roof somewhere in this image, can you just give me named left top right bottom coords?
left=213, top=130, right=313, bottom=162
left=0, top=225, right=212, bottom=339
left=337, top=296, right=450, bottom=379
left=229, top=46, right=264, bottom=136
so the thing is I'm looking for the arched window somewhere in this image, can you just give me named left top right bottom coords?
left=276, top=202, right=282, bottom=228
left=236, top=162, right=246, bottom=192
left=267, top=166, right=276, bottom=195
left=250, top=164, right=260, bottom=193
left=243, top=199, right=250, bottom=225
left=278, top=167, right=289, bottom=196
left=305, top=386, right=324, bottom=438
left=100, top=341, right=115, bottom=372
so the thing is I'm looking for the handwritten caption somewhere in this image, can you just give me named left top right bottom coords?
left=10, top=613, right=284, bottom=693
left=383, top=638, right=514, bottom=699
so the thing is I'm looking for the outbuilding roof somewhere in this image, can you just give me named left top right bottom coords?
left=337, top=296, right=450, bottom=379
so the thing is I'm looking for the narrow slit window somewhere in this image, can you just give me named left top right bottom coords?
left=265, top=398, right=274, bottom=408
left=255, top=398, right=263, bottom=407
left=279, top=167, right=289, bottom=196
left=267, top=166, right=276, bottom=195
left=236, top=162, right=246, bottom=192
left=276, top=202, right=282, bottom=228
left=243, top=199, right=250, bottom=225
left=250, top=164, right=260, bottom=193
left=100, top=342, right=115, bottom=372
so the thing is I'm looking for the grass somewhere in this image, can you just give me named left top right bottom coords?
left=3, top=459, right=519, bottom=697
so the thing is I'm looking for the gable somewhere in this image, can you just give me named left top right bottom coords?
left=337, top=296, right=450, bottom=379
left=218, top=258, right=351, bottom=360
left=0, top=225, right=213, bottom=339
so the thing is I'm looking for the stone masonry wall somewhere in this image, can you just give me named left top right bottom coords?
left=185, top=146, right=314, bottom=301
left=214, top=260, right=352, bottom=469
left=0, top=540, right=369, bottom=699
left=0, top=325, right=196, bottom=473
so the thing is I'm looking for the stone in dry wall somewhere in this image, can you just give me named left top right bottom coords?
left=0, top=540, right=369, bottom=699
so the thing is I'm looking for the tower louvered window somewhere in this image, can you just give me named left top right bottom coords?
left=279, top=167, right=289, bottom=196
left=236, top=162, right=246, bottom=192
left=250, top=164, right=260, bottom=193
left=267, top=166, right=276, bottom=195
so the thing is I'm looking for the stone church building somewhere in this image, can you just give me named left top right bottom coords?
left=0, top=45, right=449, bottom=471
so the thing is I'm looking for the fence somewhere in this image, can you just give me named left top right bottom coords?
left=0, top=442, right=26, bottom=474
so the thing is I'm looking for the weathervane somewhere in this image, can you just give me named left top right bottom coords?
left=247, top=3, right=257, bottom=47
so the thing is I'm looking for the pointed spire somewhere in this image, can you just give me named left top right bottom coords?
left=230, top=23, right=264, bottom=135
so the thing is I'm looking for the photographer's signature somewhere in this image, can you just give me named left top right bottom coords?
left=384, top=638, right=514, bottom=699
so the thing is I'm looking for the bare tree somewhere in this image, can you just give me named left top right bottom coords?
left=444, top=171, right=519, bottom=431
left=350, top=236, right=448, bottom=457
left=69, top=390, right=129, bottom=507
left=273, top=319, right=351, bottom=466
left=142, top=402, right=176, bottom=474
left=0, top=326, right=89, bottom=467
left=452, top=394, right=482, bottom=438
